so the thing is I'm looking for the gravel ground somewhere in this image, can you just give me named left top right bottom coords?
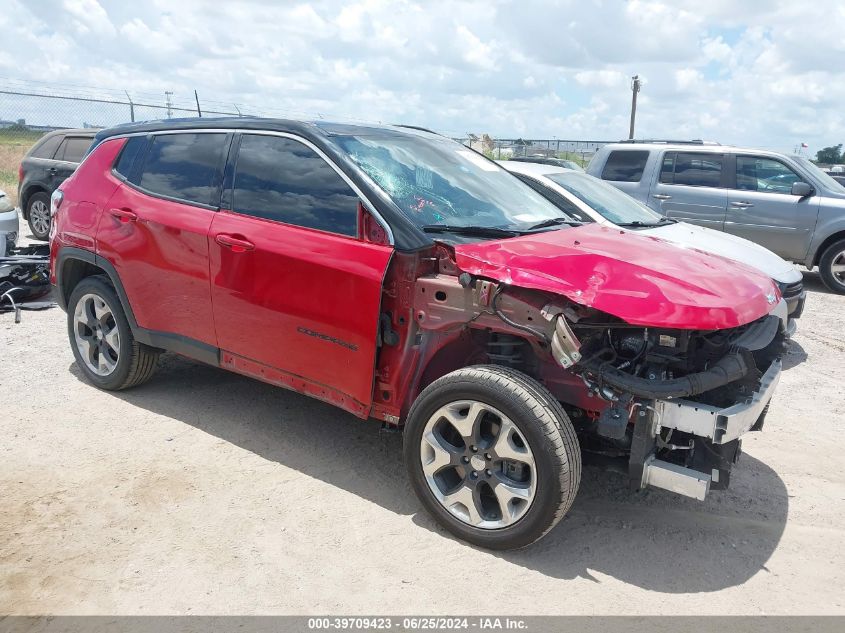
left=1, top=228, right=843, bottom=615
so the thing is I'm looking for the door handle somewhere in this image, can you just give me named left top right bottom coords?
left=730, top=201, right=754, bottom=209
left=109, top=208, right=137, bottom=223
left=652, top=194, right=672, bottom=200
left=215, top=233, right=255, bottom=253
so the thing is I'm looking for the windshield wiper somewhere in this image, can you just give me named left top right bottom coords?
left=422, top=224, right=523, bottom=237
left=526, top=217, right=583, bottom=230
left=617, top=218, right=676, bottom=228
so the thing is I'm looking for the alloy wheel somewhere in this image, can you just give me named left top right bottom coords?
left=419, top=400, right=536, bottom=529
left=29, top=200, right=50, bottom=236
left=73, top=293, right=121, bottom=376
left=831, top=249, right=845, bottom=285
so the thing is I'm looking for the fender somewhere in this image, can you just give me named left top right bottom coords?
left=54, top=246, right=219, bottom=366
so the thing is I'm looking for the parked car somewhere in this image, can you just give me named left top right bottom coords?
left=510, top=156, right=584, bottom=171
left=0, top=189, right=17, bottom=255
left=51, top=119, right=789, bottom=549
left=18, top=128, right=99, bottom=240
left=501, top=160, right=806, bottom=320
left=587, top=141, right=845, bottom=293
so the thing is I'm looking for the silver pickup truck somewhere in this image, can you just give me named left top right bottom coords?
left=587, top=141, right=845, bottom=293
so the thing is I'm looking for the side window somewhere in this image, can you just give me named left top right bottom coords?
left=138, top=133, right=227, bottom=207
left=735, top=156, right=802, bottom=194
left=661, top=152, right=722, bottom=188
left=56, top=137, right=93, bottom=163
left=113, top=136, right=148, bottom=180
left=232, top=134, right=359, bottom=236
left=600, top=150, right=649, bottom=182
left=30, top=134, right=63, bottom=159
left=513, top=173, right=591, bottom=222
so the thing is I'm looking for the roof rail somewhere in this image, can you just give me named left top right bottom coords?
left=617, top=139, right=721, bottom=146
left=394, top=124, right=441, bottom=136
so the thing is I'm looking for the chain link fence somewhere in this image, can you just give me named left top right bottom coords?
left=0, top=81, right=612, bottom=206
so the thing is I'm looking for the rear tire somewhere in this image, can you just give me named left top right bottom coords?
left=67, top=275, right=160, bottom=390
left=819, top=238, right=845, bottom=294
left=404, top=365, right=580, bottom=550
left=26, top=192, right=51, bottom=241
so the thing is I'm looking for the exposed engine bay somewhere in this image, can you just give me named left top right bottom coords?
left=0, top=244, right=53, bottom=323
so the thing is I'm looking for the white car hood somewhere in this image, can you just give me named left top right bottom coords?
left=644, top=222, right=802, bottom=284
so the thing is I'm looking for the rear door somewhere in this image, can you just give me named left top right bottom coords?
left=649, top=151, right=728, bottom=229
left=96, top=131, right=229, bottom=348
left=209, top=132, right=393, bottom=413
left=725, top=154, right=821, bottom=260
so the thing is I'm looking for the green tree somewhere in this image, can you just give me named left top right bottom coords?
left=816, top=144, right=843, bottom=164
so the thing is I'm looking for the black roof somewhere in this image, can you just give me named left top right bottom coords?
left=93, top=117, right=441, bottom=145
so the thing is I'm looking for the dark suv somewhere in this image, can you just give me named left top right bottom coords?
left=18, top=128, right=98, bottom=240
left=50, top=118, right=789, bottom=549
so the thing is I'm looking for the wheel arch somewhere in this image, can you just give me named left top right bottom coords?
left=812, top=230, right=845, bottom=267
left=56, top=247, right=139, bottom=332
left=20, top=184, right=49, bottom=218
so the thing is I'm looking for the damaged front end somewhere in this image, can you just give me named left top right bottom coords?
left=399, top=228, right=789, bottom=501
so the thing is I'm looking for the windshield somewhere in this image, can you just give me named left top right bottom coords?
left=332, top=133, right=566, bottom=230
left=545, top=172, right=665, bottom=225
left=794, top=156, right=845, bottom=193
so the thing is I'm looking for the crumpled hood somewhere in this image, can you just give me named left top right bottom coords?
left=644, top=221, right=801, bottom=284
left=453, top=224, right=779, bottom=330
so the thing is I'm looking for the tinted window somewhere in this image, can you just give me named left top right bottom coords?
left=736, top=156, right=801, bottom=194
left=600, top=150, right=649, bottom=182
left=233, top=134, right=358, bottom=236
left=56, top=136, right=93, bottom=163
left=660, top=152, right=722, bottom=187
left=30, top=134, right=62, bottom=159
left=513, top=173, right=590, bottom=221
left=114, top=136, right=147, bottom=179
left=139, top=133, right=227, bottom=206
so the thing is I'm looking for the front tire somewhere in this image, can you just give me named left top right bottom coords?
left=404, top=365, right=581, bottom=550
left=819, top=238, right=845, bottom=294
left=26, top=192, right=51, bottom=241
left=67, top=275, right=160, bottom=390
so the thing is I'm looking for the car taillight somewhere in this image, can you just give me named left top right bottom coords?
left=18, top=164, right=23, bottom=182
left=50, top=190, right=63, bottom=218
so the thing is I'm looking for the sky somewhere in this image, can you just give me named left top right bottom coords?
left=1, top=0, right=845, bottom=154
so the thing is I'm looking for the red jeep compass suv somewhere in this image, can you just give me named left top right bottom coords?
left=51, top=119, right=788, bottom=549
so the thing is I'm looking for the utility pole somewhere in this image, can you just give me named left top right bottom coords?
left=165, top=91, right=173, bottom=119
left=124, top=90, right=135, bottom=122
left=194, top=90, right=202, bottom=117
left=629, top=75, right=641, bottom=140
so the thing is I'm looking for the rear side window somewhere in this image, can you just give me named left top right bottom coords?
left=29, top=134, right=63, bottom=159
left=232, top=134, right=359, bottom=236
left=113, top=136, right=148, bottom=179
left=659, top=152, right=723, bottom=187
left=56, top=136, right=93, bottom=163
left=138, top=133, right=227, bottom=207
left=600, top=150, right=649, bottom=182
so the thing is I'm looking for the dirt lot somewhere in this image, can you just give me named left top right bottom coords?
left=1, top=224, right=843, bottom=615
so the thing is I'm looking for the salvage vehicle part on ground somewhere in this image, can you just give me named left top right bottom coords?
left=0, top=244, right=52, bottom=322
left=50, top=119, right=789, bottom=549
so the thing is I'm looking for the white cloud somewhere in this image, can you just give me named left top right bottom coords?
left=0, top=0, right=843, bottom=153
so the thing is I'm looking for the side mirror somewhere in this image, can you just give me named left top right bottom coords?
left=791, top=181, right=814, bottom=197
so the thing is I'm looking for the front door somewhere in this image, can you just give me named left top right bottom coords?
left=725, top=154, right=821, bottom=261
left=649, top=151, right=728, bottom=229
left=209, top=133, right=393, bottom=414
